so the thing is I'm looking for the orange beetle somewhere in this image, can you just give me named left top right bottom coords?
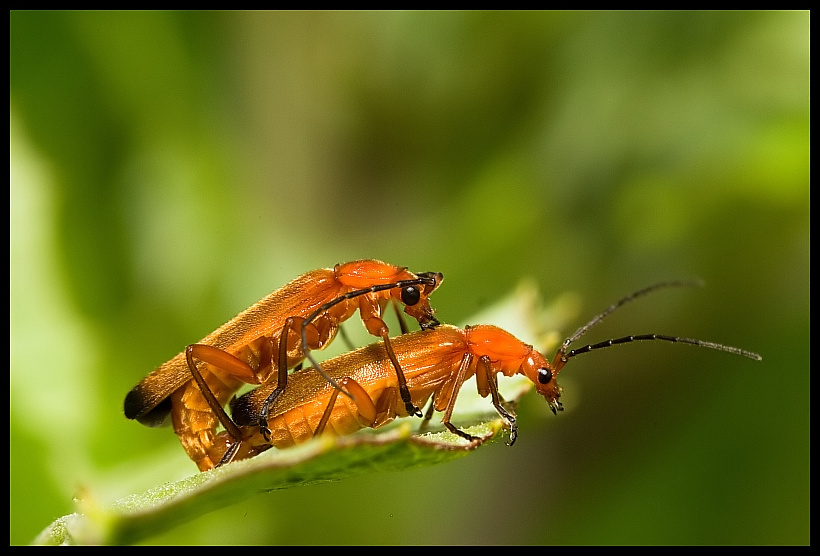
left=124, top=260, right=443, bottom=471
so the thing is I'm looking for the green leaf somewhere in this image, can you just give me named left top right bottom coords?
left=34, top=421, right=508, bottom=545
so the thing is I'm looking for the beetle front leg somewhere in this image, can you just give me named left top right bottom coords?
left=358, top=294, right=421, bottom=417
left=479, top=355, right=518, bottom=446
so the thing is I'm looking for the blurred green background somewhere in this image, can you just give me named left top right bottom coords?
left=10, top=11, right=808, bottom=545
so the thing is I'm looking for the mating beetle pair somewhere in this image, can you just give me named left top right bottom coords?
left=125, top=260, right=761, bottom=471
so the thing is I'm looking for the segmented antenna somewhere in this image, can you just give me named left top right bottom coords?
left=551, top=281, right=761, bottom=371
left=567, top=334, right=762, bottom=361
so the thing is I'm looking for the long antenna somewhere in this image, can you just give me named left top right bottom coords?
left=551, top=281, right=762, bottom=371
left=566, top=333, right=762, bottom=361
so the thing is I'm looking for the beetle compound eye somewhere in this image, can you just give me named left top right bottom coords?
left=401, top=285, right=421, bottom=306
left=538, top=368, right=553, bottom=384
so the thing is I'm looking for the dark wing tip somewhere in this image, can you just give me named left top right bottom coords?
left=124, top=386, right=172, bottom=427
left=123, top=386, right=147, bottom=420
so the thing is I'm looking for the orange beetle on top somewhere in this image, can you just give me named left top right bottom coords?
left=124, top=260, right=443, bottom=471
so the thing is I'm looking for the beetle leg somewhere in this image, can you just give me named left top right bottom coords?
left=358, top=292, right=421, bottom=418
left=378, top=330, right=422, bottom=418
left=441, top=352, right=479, bottom=443
left=215, top=437, right=243, bottom=468
left=314, top=377, right=378, bottom=436
left=258, top=319, right=297, bottom=441
left=418, top=397, right=437, bottom=432
left=185, top=345, right=246, bottom=442
left=480, top=355, right=518, bottom=446
left=392, top=298, right=410, bottom=335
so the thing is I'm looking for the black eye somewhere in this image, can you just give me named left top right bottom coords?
left=401, top=285, right=421, bottom=306
left=538, top=368, right=552, bottom=384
